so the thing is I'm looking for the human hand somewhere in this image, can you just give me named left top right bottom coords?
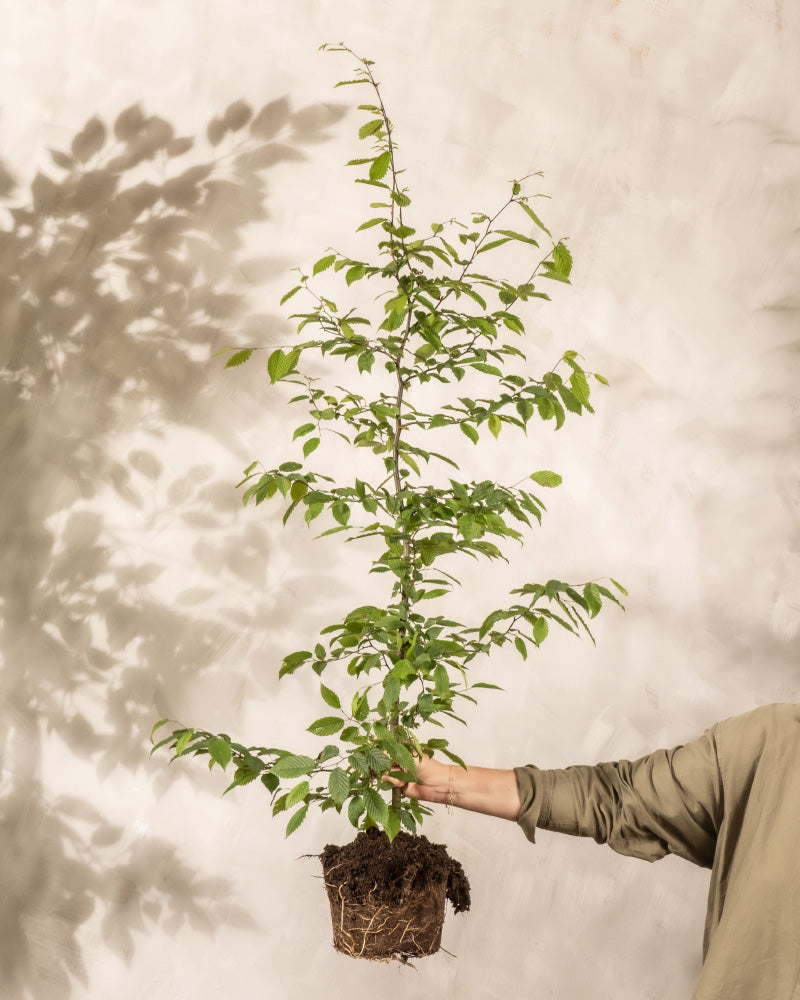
left=387, top=754, right=452, bottom=805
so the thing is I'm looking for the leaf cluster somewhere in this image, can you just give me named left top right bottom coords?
left=155, top=46, right=624, bottom=840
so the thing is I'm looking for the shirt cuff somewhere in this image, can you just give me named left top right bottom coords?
left=513, top=765, right=552, bottom=843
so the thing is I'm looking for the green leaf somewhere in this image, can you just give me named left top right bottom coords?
left=611, top=578, right=628, bottom=596
left=517, top=200, right=552, bottom=236
left=533, top=617, right=549, bottom=645
left=356, top=217, right=386, bottom=232
left=225, top=348, right=254, bottom=368
left=271, top=754, right=316, bottom=778
left=290, top=481, right=308, bottom=502
left=382, top=738, right=415, bottom=773
left=460, top=423, right=479, bottom=445
left=495, top=228, right=540, bottom=247
left=312, top=254, right=336, bottom=276
left=329, top=768, right=350, bottom=806
left=366, top=746, right=392, bottom=773
left=292, top=422, right=316, bottom=440
left=307, top=716, right=344, bottom=737
left=267, top=348, right=300, bottom=383
left=569, top=368, right=590, bottom=405
left=261, top=772, right=280, bottom=794
left=346, top=264, right=367, bottom=285
left=384, top=807, right=401, bottom=842
left=553, top=242, right=573, bottom=277
left=364, top=787, right=389, bottom=825
left=150, top=718, right=169, bottom=744
left=358, top=119, right=384, bottom=139
left=514, top=636, right=528, bottom=660
left=594, top=372, right=609, bottom=386
left=488, top=413, right=502, bottom=439
left=358, top=350, right=375, bottom=374
left=280, top=285, right=302, bottom=306
left=369, top=151, right=391, bottom=180
left=348, top=796, right=365, bottom=827
left=174, top=729, right=194, bottom=757
left=207, top=736, right=233, bottom=769
left=286, top=780, right=310, bottom=808
left=558, top=385, right=582, bottom=414
left=279, top=649, right=313, bottom=677
left=320, top=684, right=341, bottom=710
left=382, top=675, right=400, bottom=708
left=285, top=804, right=308, bottom=836
left=303, top=437, right=320, bottom=459
left=530, top=470, right=562, bottom=488
left=332, top=500, right=350, bottom=525
left=583, top=582, right=603, bottom=618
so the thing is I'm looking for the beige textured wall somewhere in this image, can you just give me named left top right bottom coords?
left=1, top=2, right=798, bottom=998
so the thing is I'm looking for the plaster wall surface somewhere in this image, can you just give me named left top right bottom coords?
left=0, top=2, right=798, bottom=998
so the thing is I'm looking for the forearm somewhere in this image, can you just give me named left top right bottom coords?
left=405, top=760, right=521, bottom=822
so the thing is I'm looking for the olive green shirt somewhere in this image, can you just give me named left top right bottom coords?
left=514, top=703, right=800, bottom=999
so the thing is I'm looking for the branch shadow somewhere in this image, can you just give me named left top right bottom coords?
left=0, top=95, right=347, bottom=998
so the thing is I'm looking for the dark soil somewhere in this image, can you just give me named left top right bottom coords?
left=319, top=827, right=471, bottom=913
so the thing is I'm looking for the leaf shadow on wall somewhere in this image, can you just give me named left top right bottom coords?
left=0, top=97, right=347, bottom=999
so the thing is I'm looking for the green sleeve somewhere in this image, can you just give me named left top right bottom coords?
left=514, top=726, right=724, bottom=867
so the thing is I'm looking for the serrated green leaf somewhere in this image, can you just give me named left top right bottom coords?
left=460, top=423, right=479, bottom=445
left=225, top=348, right=254, bottom=368
left=594, top=373, right=609, bottom=386
left=279, top=649, right=312, bottom=677
left=514, top=636, right=528, bottom=660
left=280, top=285, right=302, bottom=306
left=569, top=368, right=590, bottom=405
left=553, top=242, right=573, bottom=276
left=286, top=780, right=310, bottom=808
left=369, top=151, right=391, bottom=180
left=261, top=772, right=280, bottom=794
left=488, top=413, right=502, bottom=439
left=331, top=500, right=350, bottom=525
left=303, top=437, right=320, bottom=459
left=329, top=768, right=350, bottom=805
left=583, top=582, right=603, bottom=617
left=356, top=217, right=385, bottom=232
left=495, top=228, right=540, bottom=247
left=290, top=481, right=308, bottom=502
left=313, top=254, right=336, bottom=275
left=517, top=200, right=552, bottom=236
left=358, top=119, right=383, bottom=139
left=285, top=803, right=308, bottom=836
left=363, top=787, right=389, bottom=825
left=533, top=617, right=549, bottom=645
left=383, top=739, right=415, bottom=773
left=271, top=754, right=316, bottom=778
left=611, top=578, right=628, bottom=596
left=320, top=684, right=341, bottom=710
left=348, top=796, right=365, bottom=827
left=382, top=675, right=400, bottom=708
left=366, top=746, right=391, bottom=773
left=307, top=716, right=344, bottom=737
left=384, top=808, right=401, bottom=842
left=358, top=350, right=375, bottom=373
left=207, top=736, right=233, bottom=769
left=530, top=470, right=562, bottom=488
left=150, top=718, right=169, bottom=743
left=292, top=422, right=316, bottom=440
left=175, top=729, right=194, bottom=756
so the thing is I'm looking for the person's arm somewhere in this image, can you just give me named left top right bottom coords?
left=514, top=726, right=725, bottom=866
left=396, top=725, right=725, bottom=868
left=391, top=755, right=521, bottom=821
